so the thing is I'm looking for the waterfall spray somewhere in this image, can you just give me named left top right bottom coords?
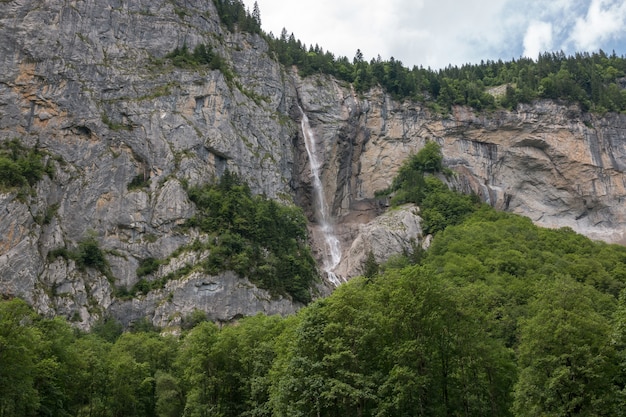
left=299, top=106, right=343, bottom=286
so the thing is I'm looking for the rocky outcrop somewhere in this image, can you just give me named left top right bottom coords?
left=333, top=205, right=424, bottom=279
left=1, top=0, right=625, bottom=328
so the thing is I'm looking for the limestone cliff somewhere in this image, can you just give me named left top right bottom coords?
left=0, top=0, right=302, bottom=328
left=299, top=85, right=626, bottom=246
left=1, top=0, right=625, bottom=328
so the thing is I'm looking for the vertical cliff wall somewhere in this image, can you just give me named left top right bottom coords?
left=0, top=0, right=306, bottom=328
left=296, top=81, right=626, bottom=256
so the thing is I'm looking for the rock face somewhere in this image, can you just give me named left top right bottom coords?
left=1, top=0, right=625, bottom=328
left=334, top=205, right=424, bottom=279
left=297, top=84, right=626, bottom=249
left=0, top=0, right=301, bottom=329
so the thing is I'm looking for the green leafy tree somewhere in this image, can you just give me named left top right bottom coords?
left=33, top=317, right=80, bottom=417
left=0, top=299, right=41, bottom=417
left=155, top=371, right=184, bottom=417
left=513, top=276, right=617, bottom=416
left=415, top=141, right=443, bottom=173
left=107, top=349, right=151, bottom=417
left=611, top=288, right=626, bottom=415
left=177, top=322, right=221, bottom=417
left=69, top=335, right=113, bottom=417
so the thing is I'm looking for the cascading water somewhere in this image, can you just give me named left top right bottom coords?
left=299, top=106, right=343, bottom=287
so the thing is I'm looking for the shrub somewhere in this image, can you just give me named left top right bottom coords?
left=0, top=139, right=51, bottom=192
left=378, top=142, right=480, bottom=235
left=76, top=236, right=108, bottom=273
left=136, top=257, right=161, bottom=277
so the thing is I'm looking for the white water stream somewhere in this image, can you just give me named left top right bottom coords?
left=299, top=106, right=343, bottom=287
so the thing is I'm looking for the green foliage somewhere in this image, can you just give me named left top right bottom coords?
left=414, top=140, right=444, bottom=172
left=362, top=250, right=379, bottom=279
left=211, top=0, right=262, bottom=35
left=180, top=309, right=209, bottom=331
left=91, top=316, right=124, bottom=343
left=155, top=370, right=184, bottom=417
left=185, top=170, right=317, bottom=303
left=271, top=272, right=516, bottom=417
left=4, top=131, right=626, bottom=417
left=178, top=314, right=287, bottom=417
left=263, top=22, right=626, bottom=113
left=136, top=257, right=161, bottom=278
left=0, top=139, right=52, bottom=194
left=164, top=43, right=234, bottom=82
left=3, top=205, right=626, bottom=417
left=33, top=203, right=59, bottom=225
left=76, top=235, right=109, bottom=274
left=513, top=276, right=617, bottom=416
left=128, top=173, right=150, bottom=190
left=0, top=299, right=41, bottom=416
left=48, top=234, right=112, bottom=278
left=378, top=142, right=480, bottom=235
left=193, top=2, right=626, bottom=114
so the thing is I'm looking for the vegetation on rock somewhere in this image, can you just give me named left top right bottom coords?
left=0, top=139, right=52, bottom=194
left=48, top=234, right=112, bottom=278
left=268, top=38, right=626, bottom=113
left=376, top=142, right=481, bottom=234
left=210, top=0, right=626, bottom=114
left=185, top=171, right=317, bottom=303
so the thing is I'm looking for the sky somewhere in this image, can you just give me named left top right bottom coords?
left=241, top=0, right=626, bottom=69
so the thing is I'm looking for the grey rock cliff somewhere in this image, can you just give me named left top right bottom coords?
left=0, top=0, right=301, bottom=329
left=297, top=83, right=626, bottom=250
left=1, top=0, right=625, bottom=328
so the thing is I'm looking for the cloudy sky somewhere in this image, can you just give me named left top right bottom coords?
left=241, top=0, right=626, bottom=69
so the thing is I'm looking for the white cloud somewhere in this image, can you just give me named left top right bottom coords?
left=569, top=0, right=626, bottom=51
left=523, top=21, right=554, bottom=59
left=243, top=0, right=626, bottom=69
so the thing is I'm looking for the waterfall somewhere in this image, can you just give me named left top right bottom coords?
left=299, top=106, right=343, bottom=287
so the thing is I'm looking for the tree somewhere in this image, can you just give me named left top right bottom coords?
left=513, top=276, right=617, bottom=416
left=107, top=350, right=151, bottom=417
left=155, top=371, right=184, bottom=417
left=68, top=335, right=113, bottom=417
left=252, top=1, right=261, bottom=26
left=353, top=49, right=364, bottom=64
left=612, top=288, right=626, bottom=415
left=177, top=322, right=220, bottom=417
left=0, top=299, right=41, bottom=417
left=362, top=250, right=379, bottom=279
left=76, top=234, right=109, bottom=275
left=34, top=317, right=80, bottom=417
left=415, top=141, right=443, bottom=173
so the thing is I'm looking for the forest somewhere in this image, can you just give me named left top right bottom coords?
left=3, top=144, right=626, bottom=416
left=211, top=0, right=626, bottom=113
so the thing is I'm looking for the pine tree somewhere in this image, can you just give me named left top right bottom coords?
left=252, top=1, right=261, bottom=27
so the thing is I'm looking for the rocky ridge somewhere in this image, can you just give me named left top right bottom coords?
left=1, top=0, right=625, bottom=328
